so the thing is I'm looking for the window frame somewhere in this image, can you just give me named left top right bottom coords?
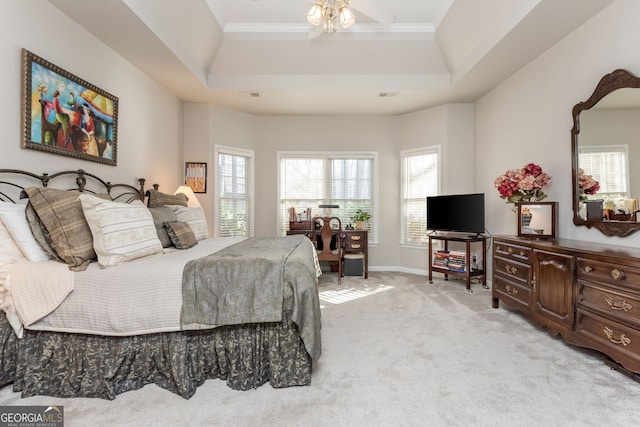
left=400, top=145, right=441, bottom=248
left=578, top=144, right=630, bottom=201
left=277, top=150, right=378, bottom=243
left=214, top=144, right=255, bottom=238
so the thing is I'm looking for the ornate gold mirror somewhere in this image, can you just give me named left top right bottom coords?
left=572, top=69, right=640, bottom=237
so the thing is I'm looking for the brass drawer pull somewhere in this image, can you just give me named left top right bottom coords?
left=507, top=247, right=513, bottom=255
left=505, top=285, right=518, bottom=296
left=603, top=327, right=631, bottom=346
left=605, top=295, right=632, bottom=312
left=519, top=250, right=526, bottom=257
left=351, top=235, right=361, bottom=241
left=350, top=244, right=361, bottom=249
left=611, top=268, right=626, bottom=281
left=505, top=265, right=517, bottom=275
left=583, top=265, right=593, bottom=273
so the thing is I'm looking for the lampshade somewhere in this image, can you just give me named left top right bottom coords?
left=174, top=185, right=201, bottom=208
left=306, top=3, right=323, bottom=26
left=307, top=0, right=355, bottom=33
left=339, top=4, right=355, bottom=28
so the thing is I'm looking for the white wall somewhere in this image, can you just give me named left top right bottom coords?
left=12, top=0, right=637, bottom=276
left=476, top=0, right=640, bottom=249
left=251, top=115, right=397, bottom=268
left=1, top=0, right=182, bottom=191
left=183, top=104, right=256, bottom=236
left=188, top=104, right=475, bottom=273
left=396, top=104, right=476, bottom=273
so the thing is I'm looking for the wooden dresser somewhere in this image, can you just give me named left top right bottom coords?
left=493, top=236, right=640, bottom=378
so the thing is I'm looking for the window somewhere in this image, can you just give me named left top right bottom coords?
left=278, top=152, right=377, bottom=241
left=579, top=145, right=629, bottom=200
left=401, top=146, right=440, bottom=246
left=215, top=145, right=254, bottom=237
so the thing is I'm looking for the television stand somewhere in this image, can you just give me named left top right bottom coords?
left=428, top=234, right=488, bottom=292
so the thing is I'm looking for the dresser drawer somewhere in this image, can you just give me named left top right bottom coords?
left=494, top=256, right=530, bottom=284
left=344, top=232, right=367, bottom=252
left=494, top=240, right=532, bottom=263
left=576, top=257, right=640, bottom=292
left=575, top=308, right=640, bottom=373
left=577, top=280, right=640, bottom=329
left=493, top=275, right=531, bottom=308
left=345, top=242, right=365, bottom=251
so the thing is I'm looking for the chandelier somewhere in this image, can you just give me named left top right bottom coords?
left=306, top=0, right=356, bottom=33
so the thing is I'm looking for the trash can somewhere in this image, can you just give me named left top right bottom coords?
left=344, top=253, right=364, bottom=276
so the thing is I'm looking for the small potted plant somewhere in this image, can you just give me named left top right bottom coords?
left=351, top=209, right=371, bottom=230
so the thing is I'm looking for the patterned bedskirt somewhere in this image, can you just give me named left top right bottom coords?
left=0, top=312, right=312, bottom=400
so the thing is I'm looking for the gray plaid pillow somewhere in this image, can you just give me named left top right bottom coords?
left=24, top=187, right=96, bottom=271
left=148, top=206, right=177, bottom=247
left=163, top=221, right=197, bottom=249
left=147, top=189, right=188, bottom=208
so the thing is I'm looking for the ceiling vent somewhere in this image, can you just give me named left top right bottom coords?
left=377, top=91, right=399, bottom=98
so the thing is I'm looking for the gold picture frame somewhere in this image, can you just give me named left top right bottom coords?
left=22, top=49, right=118, bottom=166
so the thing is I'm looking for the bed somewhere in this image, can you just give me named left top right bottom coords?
left=0, top=169, right=321, bottom=400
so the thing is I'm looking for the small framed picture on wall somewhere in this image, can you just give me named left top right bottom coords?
left=185, top=162, right=207, bottom=193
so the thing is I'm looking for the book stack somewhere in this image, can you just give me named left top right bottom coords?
left=447, top=251, right=467, bottom=272
left=432, top=250, right=450, bottom=268
left=432, top=250, right=467, bottom=272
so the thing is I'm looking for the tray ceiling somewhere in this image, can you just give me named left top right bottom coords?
left=47, top=0, right=614, bottom=115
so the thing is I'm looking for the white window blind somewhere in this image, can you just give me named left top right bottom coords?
left=401, top=147, right=440, bottom=245
left=279, top=152, right=376, bottom=240
left=579, top=145, right=629, bottom=200
left=216, top=146, right=254, bottom=237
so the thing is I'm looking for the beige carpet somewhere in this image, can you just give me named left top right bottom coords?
left=1, top=271, right=640, bottom=426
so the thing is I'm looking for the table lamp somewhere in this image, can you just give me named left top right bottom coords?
left=174, top=185, right=201, bottom=208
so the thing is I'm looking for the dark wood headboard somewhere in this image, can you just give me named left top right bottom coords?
left=0, top=169, right=148, bottom=204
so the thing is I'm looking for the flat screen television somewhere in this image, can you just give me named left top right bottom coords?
left=426, top=193, right=485, bottom=235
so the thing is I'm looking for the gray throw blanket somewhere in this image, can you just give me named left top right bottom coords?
left=181, top=235, right=321, bottom=361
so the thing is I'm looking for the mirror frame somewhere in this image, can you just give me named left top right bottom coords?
left=572, top=69, right=640, bottom=237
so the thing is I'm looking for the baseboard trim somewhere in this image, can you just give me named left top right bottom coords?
left=367, top=266, right=493, bottom=289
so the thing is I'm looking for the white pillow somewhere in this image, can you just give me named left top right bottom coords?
left=170, top=206, right=209, bottom=240
left=78, top=194, right=163, bottom=267
left=0, top=203, right=51, bottom=262
left=0, top=219, right=27, bottom=288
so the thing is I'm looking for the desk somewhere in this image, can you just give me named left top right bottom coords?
left=287, top=228, right=368, bottom=279
left=342, top=230, right=368, bottom=278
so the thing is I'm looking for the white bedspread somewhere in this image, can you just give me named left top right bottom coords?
left=8, top=237, right=247, bottom=336
left=8, top=260, right=74, bottom=335
left=5, top=236, right=321, bottom=338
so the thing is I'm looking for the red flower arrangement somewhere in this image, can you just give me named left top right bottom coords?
left=494, top=163, right=552, bottom=204
left=578, top=168, right=600, bottom=201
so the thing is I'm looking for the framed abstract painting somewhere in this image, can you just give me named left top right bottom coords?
left=21, top=49, right=119, bottom=166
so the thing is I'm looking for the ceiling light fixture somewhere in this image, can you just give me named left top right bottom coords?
left=307, top=0, right=355, bottom=33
